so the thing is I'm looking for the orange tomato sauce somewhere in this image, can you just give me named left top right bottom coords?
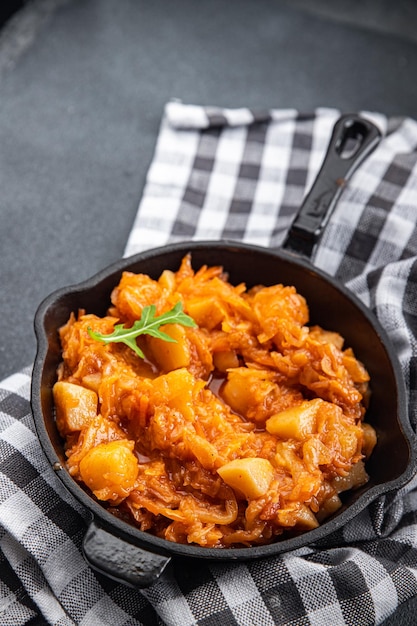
left=53, top=254, right=376, bottom=548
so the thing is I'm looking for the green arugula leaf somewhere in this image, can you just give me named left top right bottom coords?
left=87, top=301, right=196, bottom=359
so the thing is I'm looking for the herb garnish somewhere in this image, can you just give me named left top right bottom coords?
left=88, top=301, right=196, bottom=359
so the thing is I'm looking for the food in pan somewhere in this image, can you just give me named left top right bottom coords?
left=53, top=254, right=376, bottom=548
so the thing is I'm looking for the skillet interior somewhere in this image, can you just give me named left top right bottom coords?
left=32, top=240, right=416, bottom=561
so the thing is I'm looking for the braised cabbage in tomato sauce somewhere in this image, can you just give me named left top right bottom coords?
left=53, top=254, right=376, bottom=548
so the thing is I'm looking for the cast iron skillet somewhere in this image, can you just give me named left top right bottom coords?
left=32, top=115, right=417, bottom=588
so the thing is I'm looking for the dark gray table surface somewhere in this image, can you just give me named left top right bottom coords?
left=1, top=1, right=417, bottom=623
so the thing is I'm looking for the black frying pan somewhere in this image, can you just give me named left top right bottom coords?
left=31, top=114, right=417, bottom=588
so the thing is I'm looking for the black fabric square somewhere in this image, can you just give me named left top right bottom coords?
left=252, top=110, right=272, bottom=124
left=228, top=198, right=252, bottom=215
left=249, top=556, right=294, bottom=590
left=345, top=228, right=379, bottom=263
left=286, top=167, right=308, bottom=186
left=0, top=393, right=31, bottom=421
left=329, top=561, right=368, bottom=602
left=340, top=592, right=375, bottom=626
left=42, top=489, right=87, bottom=539
left=171, top=218, right=198, bottom=237
left=194, top=155, right=215, bottom=172
left=239, top=162, right=261, bottom=181
left=207, top=113, right=228, bottom=127
left=172, top=559, right=215, bottom=594
left=196, top=128, right=222, bottom=159
left=369, top=193, right=394, bottom=212
left=264, top=579, right=307, bottom=623
left=246, top=122, right=268, bottom=143
left=291, top=131, right=312, bottom=151
left=408, top=356, right=417, bottom=393
left=182, top=186, right=206, bottom=209
left=175, top=561, right=231, bottom=622
left=339, top=202, right=402, bottom=279
left=383, top=162, right=413, bottom=187
left=391, top=564, right=417, bottom=603
left=110, top=584, right=158, bottom=625
left=0, top=446, right=39, bottom=489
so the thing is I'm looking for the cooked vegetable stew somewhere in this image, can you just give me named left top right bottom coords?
left=53, top=254, right=376, bottom=548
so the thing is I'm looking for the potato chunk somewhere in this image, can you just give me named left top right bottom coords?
left=79, top=439, right=139, bottom=503
left=151, top=367, right=202, bottom=421
left=186, top=297, right=225, bottom=330
left=266, top=399, right=321, bottom=440
left=217, top=457, right=275, bottom=500
left=53, top=381, right=98, bottom=434
left=148, top=323, right=190, bottom=371
left=221, top=368, right=276, bottom=421
left=213, top=350, right=239, bottom=372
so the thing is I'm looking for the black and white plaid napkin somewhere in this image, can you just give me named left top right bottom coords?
left=2, top=102, right=417, bottom=625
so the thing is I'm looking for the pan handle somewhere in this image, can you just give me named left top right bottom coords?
left=83, top=520, right=171, bottom=588
left=283, top=114, right=381, bottom=257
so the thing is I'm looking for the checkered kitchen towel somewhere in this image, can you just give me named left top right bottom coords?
left=2, top=102, right=417, bottom=625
